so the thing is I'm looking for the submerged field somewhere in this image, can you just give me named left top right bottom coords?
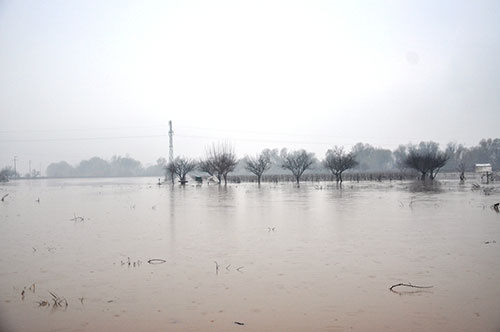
left=0, top=178, right=499, bottom=332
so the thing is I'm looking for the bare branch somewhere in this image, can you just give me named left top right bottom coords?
left=389, top=283, right=434, bottom=291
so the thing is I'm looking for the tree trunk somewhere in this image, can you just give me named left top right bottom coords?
left=223, top=174, right=227, bottom=185
left=420, top=172, right=426, bottom=181
left=339, top=173, right=343, bottom=184
left=459, top=172, right=465, bottom=182
left=335, top=173, right=340, bottom=184
left=257, top=175, right=261, bottom=186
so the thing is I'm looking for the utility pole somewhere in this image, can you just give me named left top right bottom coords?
left=169, top=120, right=174, bottom=164
left=13, top=156, right=17, bottom=178
left=168, top=121, right=174, bottom=184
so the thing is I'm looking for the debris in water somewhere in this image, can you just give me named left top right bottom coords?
left=491, top=203, right=499, bottom=213
left=48, top=291, right=68, bottom=307
left=214, top=261, right=220, bottom=274
left=389, top=283, right=433, bottom=292
left=120, top=257, right=142, bottom=267
left=70, top=214, right=85, bottom=222
left=234, top=321, right=245, bottom=326
left=484, top=240, right=496, bottom=244
left=37, top=300, right=49, bottom=307
left=1, top=193, right=8, bottom=202
left=147, top=259, right=166, bottom=264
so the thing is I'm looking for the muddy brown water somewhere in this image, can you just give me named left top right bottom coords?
left=0, top=178, right=499, bottom=332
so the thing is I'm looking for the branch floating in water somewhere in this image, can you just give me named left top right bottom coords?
left=389, top=283, right=433, bottom=291
left=147, top=259, right=166, bottom=264
left=48, top=291, right=68, bottom=307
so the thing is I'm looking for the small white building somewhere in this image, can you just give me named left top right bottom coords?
left=475, top=163, right=493, bottom=183
left=475, top=163, right=492, bottom=173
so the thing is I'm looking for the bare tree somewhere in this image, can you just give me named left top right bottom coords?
left=168, top=157, right=197, bottom=184
left=281, top=149, right=316, bottom=185
left=244, top=151, right=271, bottom=185
left=404, top=142, right=449, bottom=180
left=323, top=146, right=358, bottom=184
left=446, top=143, right=467, bottom=182
left=200, top=142, right=237, bottom=185
left=457, top=162, right=466, bottom=182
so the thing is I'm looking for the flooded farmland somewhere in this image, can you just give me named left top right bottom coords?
left=0, top=178, right=499, bottom=332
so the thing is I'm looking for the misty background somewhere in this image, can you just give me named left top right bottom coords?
left=1, top=0, right=500, bottom=175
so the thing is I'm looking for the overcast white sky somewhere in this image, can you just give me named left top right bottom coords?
left=1, top=0, right=499, bottom=174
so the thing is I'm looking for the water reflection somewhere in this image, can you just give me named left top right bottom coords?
left=408, top=180, right=444, bottom=193
left=168, top=185, right=176, bottom=247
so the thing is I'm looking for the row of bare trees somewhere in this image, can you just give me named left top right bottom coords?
left=167, top=141, right=452, bottom=185
left=167, top=143, right=360, bottom=185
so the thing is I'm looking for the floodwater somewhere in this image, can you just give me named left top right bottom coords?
left=0, top=178, right=499, bottom=332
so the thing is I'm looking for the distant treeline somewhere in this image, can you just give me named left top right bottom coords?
left=44, top=138, right=499, bottom=178
left=46, top=156, right=167, bottom=178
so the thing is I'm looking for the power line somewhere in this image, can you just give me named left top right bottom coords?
left=0, top=124, right=169, bottom=134
left=0, top=123, right=446, bottom=144
left=0, top=131, right=432, bottom=149
left=0, top=124, right=468, bottom=149
left=0, top=134, right=168, bottom=143
left=174, top=133, right=403, bottom=148
left=175, top=125, right=427, bottom=143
